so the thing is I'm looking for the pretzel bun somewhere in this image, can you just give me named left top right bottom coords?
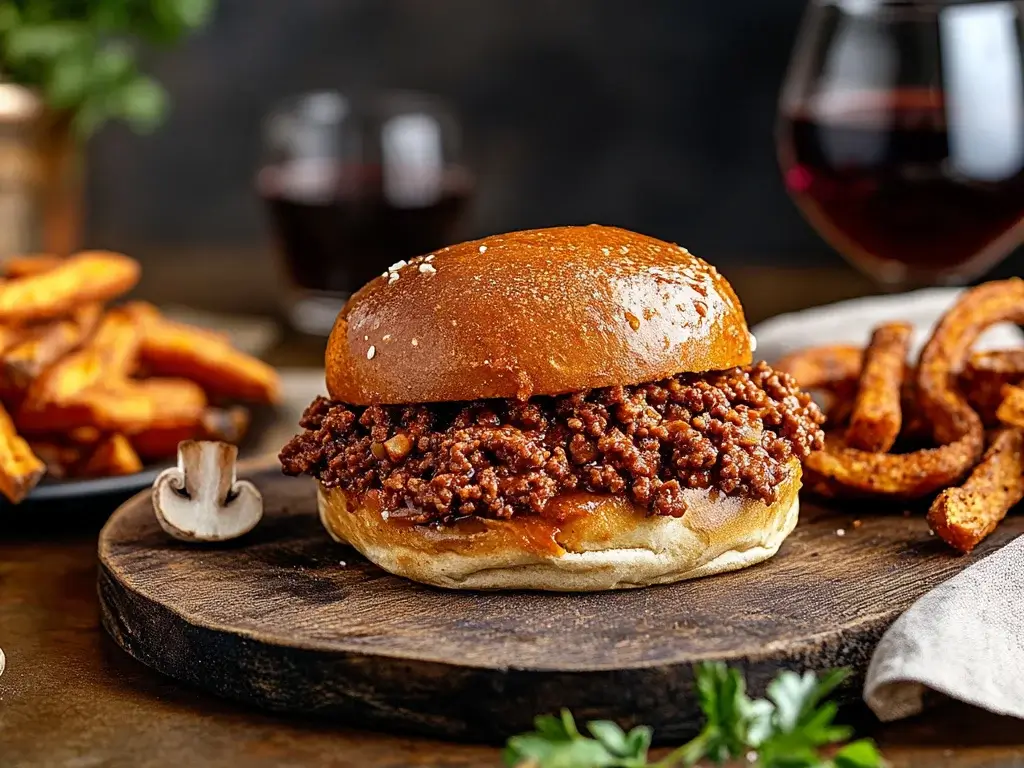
left=326, top=225, right=751, bottom=405
left=317, top=461, right=801, bottom=591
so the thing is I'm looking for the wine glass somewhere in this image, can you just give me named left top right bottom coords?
left=777, top=0, right=1024, bottom=290
left=257, top=90, right=474, bottom=336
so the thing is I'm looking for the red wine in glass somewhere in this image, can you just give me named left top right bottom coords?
left=777, top=1, right=1024, bottom=289
left=260, top=162, right=472, bottom=303
left=259, top=92, right=473, bottom=335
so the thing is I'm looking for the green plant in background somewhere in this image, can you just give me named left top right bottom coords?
left=0, top=0, right=215, bottom=137
left=504, top=664, right=884, bottom=768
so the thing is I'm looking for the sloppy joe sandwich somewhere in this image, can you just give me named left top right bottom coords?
left=280, top=225, right=825, bottom=590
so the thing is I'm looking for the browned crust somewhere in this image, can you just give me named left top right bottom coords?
left=325, top=225, right=752, bottom=405
left=845, top=322, right=912, bottom=452
left=928, top=428, right=1024, bottom=553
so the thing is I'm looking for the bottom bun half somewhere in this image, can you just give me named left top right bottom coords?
left=318, top=460, right=802, bottom=591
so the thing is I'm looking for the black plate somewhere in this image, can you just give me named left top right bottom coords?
left=27, top=467, right=165, bottom=502
left=5, top=404, right=284, bottom=515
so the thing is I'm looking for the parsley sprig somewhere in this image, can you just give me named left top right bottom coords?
left=503, top=664, right=883, bottom=768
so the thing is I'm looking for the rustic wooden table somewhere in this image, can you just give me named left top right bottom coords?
left=2, top=265, right=1023, bottom=767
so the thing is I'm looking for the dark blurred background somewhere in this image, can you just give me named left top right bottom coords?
left=80, top=0, right=1022, bottom=317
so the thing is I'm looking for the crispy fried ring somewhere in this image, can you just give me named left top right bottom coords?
left=960, top=349, right=1024, bottom=426
left=846, top=322, right=912, bottom=452
left=804, top=281, right=1024, bottom=498
left=774, top=344, right=863, bottom=390
left=996, top=384, right=1024, bottom=429
left=918, top=280, right=1024, bottom=444
left=775, top=344, right=864, bottom=432
left=803, top=431, right=982, bottom=498
left=928, top=428, right=1024, bottom=553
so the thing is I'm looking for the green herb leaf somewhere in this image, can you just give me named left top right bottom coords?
left=504, top=711, right=621, bottom=768
left=586, top=721, right=651, bottom=765
left=624, top=727, right=653, bottom=761
left=693, top=661, right=753, bottom=762
left=587, top=722, right=630, bottom=756
left=528, top=711, right=580, bottom=743
left=505, top=665, right=884, bottom=768
left=831, top=739, right=885, bottom=768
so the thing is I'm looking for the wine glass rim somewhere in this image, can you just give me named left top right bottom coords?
left=827, top=0, right=1024, bottom=11
left=271, top=88, right=452, bottom=117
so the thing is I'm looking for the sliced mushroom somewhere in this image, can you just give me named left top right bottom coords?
left=152, top=440, right=262, bottom=542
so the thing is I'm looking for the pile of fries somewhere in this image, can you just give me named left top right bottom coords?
left=777, top=278, right=1024, bottom=555
left=0, top=251, right=280, bottom=503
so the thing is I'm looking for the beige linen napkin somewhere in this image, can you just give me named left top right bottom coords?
left=752, top=287, right=1024, bottom=723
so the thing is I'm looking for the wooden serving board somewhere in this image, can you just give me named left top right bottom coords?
left=98, top=458, right=1024, bottom=742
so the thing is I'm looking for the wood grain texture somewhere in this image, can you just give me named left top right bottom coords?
left=97, top=459, right=1024, bottom=743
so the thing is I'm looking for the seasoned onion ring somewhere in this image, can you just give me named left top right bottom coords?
left=918, top=280, right=1024, bottom=443
left=996, top=384, right=1024, bottom=429
left=961, top=349, right=1024, bottom=426
left=775, top=344, right=863, bottom=431
left=803, top=432, right=982, bottom=499
left=805, top=281, right=1024, bottom=498
left=775, top=344, right=863, bottom=390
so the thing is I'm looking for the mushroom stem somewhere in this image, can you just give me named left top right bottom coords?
left=152, top=440, right=262, bottom=542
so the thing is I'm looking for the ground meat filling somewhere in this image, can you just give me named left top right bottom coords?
left=280, top=362, right=825, bottom=524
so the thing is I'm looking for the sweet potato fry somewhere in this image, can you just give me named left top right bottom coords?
left=0, top=402, right=44, bottom=502
left=996, top=384, right=1024, bottom=429
left=28, top=441, right=81, bottom=480
left=68, top=426, right=102, bottom=444
left=28, top=308, right=138, bottom=401
left=78, top=434, right=143, bottom=477
left=18, top=309, right=141, bottom=430
left=129, top=304, right=280, bottom=403
left=3, top=254, right=63, bottom=278
left=0, top=251, right=139, bottom=323
left=130, top=406, right=250, bottom=460
left=74, top=378, right=208, bottom=434
left=0, top=325, right=26, bottom=356
left=128, top=427, right=191, bottom=461
left=30, top=434, right=142, bottom=478
left=845, top=322, right=912, bottom=452
left=928, top=428, right=1024, bottom=553
left=0, top=303, right=102, bottom=388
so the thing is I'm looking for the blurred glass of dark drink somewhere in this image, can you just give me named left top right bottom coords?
left=777, top=0, right=1024, bottom=290
left=779, top=89, right=1024, bottom=286
left=259, top=92, right=473, bottom=335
